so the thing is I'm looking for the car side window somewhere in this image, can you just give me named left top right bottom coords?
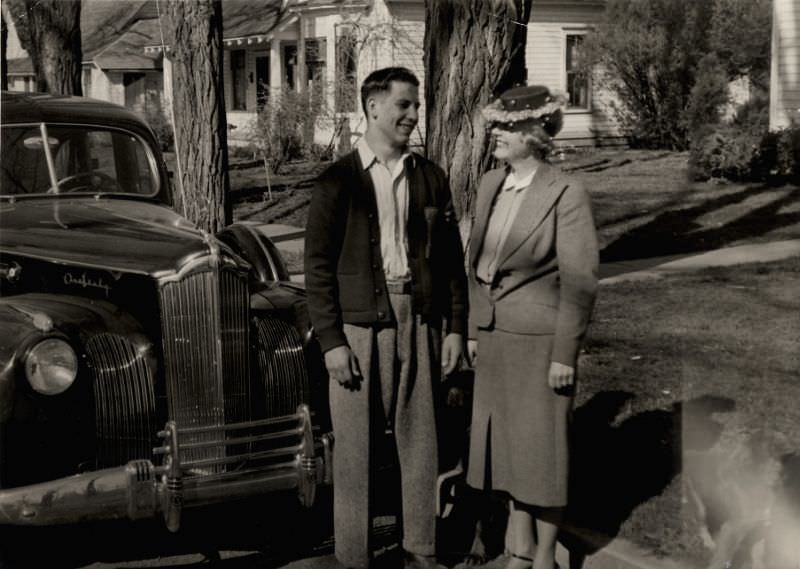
left=1, top=125, right=159, bottom=196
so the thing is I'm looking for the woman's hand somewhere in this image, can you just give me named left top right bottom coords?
left=467, top=339, right=478, bottom=367
left=442, top=333, right=464, bottom=375
left=548, top=361, right=574, bottom=389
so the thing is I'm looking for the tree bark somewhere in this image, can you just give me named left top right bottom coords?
left=5, top=0, right=82, bottom=95
left=162, top=0, right=231, bottom=233
left=424, top=0, right=531, bottom=229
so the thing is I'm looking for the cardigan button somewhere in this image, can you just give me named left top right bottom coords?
left=377, top=311, right=386, bottom=319
left=375, top=288, right=382, bottom=295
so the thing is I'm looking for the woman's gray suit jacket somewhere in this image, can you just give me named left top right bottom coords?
left=468, top=163, right=599, bottom=366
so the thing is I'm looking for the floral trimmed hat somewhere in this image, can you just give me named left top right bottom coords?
left=482, top=85, right=567, bottom=136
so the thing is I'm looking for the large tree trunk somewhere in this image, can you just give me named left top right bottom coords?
left=162, top=0, right=231, bottom=233
left=424, top=0, right=531, bottom=232
left=5, top=0, right=82, bottom=95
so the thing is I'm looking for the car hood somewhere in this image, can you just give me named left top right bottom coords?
left=0, top=198, right=225, bottom=277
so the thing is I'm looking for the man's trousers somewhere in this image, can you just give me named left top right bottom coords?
left=331, top=291, right=440, bottom=569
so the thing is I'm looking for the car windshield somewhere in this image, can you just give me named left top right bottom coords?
left=1, top=124, right=159, bottom=197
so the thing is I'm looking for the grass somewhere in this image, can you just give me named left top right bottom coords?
left=230, top=149, right=800, bottom=265
left=570, top=256, right=800, bottom=567
left=227, top=149, right=800, bottom=566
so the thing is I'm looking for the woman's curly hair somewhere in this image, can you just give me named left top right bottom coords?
left=519, top=111, right=563, bottom=160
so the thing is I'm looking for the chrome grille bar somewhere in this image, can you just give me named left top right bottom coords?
left=159, top=266, right=250, bottom=470
left=87, top=333, right=156, bottom=467
left=182, top=444, right=303, bottom=469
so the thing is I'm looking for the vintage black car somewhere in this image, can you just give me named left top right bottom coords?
left=0, top=92, right=331, bottom=535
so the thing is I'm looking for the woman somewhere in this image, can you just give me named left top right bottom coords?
left=466, top=85, right=599, bottom=569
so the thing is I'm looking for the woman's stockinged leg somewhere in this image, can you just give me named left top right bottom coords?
left=532, top=507, right=563, bottom=569
left=505, top=500, right=536, bottom=569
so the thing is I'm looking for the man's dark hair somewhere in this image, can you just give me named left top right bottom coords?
left=360, top=66, right=420, bottom=116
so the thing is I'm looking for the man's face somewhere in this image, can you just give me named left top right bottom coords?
left=367, top=81, right=420, bottom=148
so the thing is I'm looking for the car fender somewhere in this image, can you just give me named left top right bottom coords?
left=0, top=294, right=153, bottom=423
left=217, top=222, right=292, bottom=285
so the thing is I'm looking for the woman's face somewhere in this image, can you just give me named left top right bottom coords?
left=490, top=123, right=532, bottom=162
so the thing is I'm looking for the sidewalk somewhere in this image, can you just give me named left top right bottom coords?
left=600, top=239, right=800, bottom=284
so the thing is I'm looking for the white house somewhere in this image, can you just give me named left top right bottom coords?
left=4, top=0, right=621, bottom=148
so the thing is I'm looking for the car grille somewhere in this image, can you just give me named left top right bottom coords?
left=159, top=267, right=250, bottom=471
left=87, top=333, right=157, bottom=468
left=85, top=265, right=313, bottom=477
left=254, top=317, right=309, bottom=417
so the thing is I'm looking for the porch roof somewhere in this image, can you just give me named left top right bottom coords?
left=92, top=19, right=162, bottom=70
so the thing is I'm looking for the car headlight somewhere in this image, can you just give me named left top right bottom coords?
left=25, top=338, right=78, bottom=395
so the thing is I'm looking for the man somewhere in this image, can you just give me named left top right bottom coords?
left=304, top=67, right=467, bottom=569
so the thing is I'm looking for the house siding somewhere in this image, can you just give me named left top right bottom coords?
left=526, top=3, right=622, bottom=144
left=770, top=0, right=800, bottom=129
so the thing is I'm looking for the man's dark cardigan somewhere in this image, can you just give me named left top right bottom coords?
left=304, top=150, right=468, bottom=353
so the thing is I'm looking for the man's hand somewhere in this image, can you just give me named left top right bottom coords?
left=441, top=333, right=463, bottom=375
left=466, top=339, right=478, bottom=367
left=548, top=361, right=575, bottom=390
left=325, top=345, right=361, bottom=388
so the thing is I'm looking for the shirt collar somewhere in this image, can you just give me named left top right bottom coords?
left=502, top=168, right=536, bottom=192
left=357, top=138, right=415, bottom=170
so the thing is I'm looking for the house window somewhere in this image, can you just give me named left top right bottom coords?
left=305, top=38, right=327, bottom=98
left=283, top=43, right=297, bottom=90
left=566, top=34, right=589, bottom=110
left=231, top=49, right=247, bottom=111
left=335, top=29, right=358, bottom=113
left=124, top=73, right=146, bottom=110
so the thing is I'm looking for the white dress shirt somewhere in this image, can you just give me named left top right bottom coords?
left=357, top=139, right=412, bottom=281
left=475, top=168, right=536, bottom=284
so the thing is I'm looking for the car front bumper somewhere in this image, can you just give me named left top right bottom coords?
left=0, top=404, right=333, bottom=531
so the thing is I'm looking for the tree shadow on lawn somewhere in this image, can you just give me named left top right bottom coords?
left=599, top=184, right=800, bottom=264
left=561, top=392, right=735, bottom=567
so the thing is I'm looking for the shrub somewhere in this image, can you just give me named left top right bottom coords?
left=756, top=126, right=800, bottom=180
left=249, top=87, right=329, bottom=174
left=683, top=53, right=730, bottom=140
left=731, top=93, right=770, bottom=133
left=689, top=124, right=765, bottom=181
left=689, top=117, right=800, bottom=183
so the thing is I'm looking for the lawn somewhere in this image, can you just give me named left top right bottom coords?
left=230, top=149, right=800, bottom=267
left=227, top=150, right=800, bottom=567
left=570, top=256, right=800, bottom=567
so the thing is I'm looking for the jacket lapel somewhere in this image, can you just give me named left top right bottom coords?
left=496, top=163, right=564, bottom=267
left=469, top=168, right=507, bottom=267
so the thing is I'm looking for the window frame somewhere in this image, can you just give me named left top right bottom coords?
left=230, top=49, right=248, bottom=111
left=563, top=29, right=591, bottom=113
